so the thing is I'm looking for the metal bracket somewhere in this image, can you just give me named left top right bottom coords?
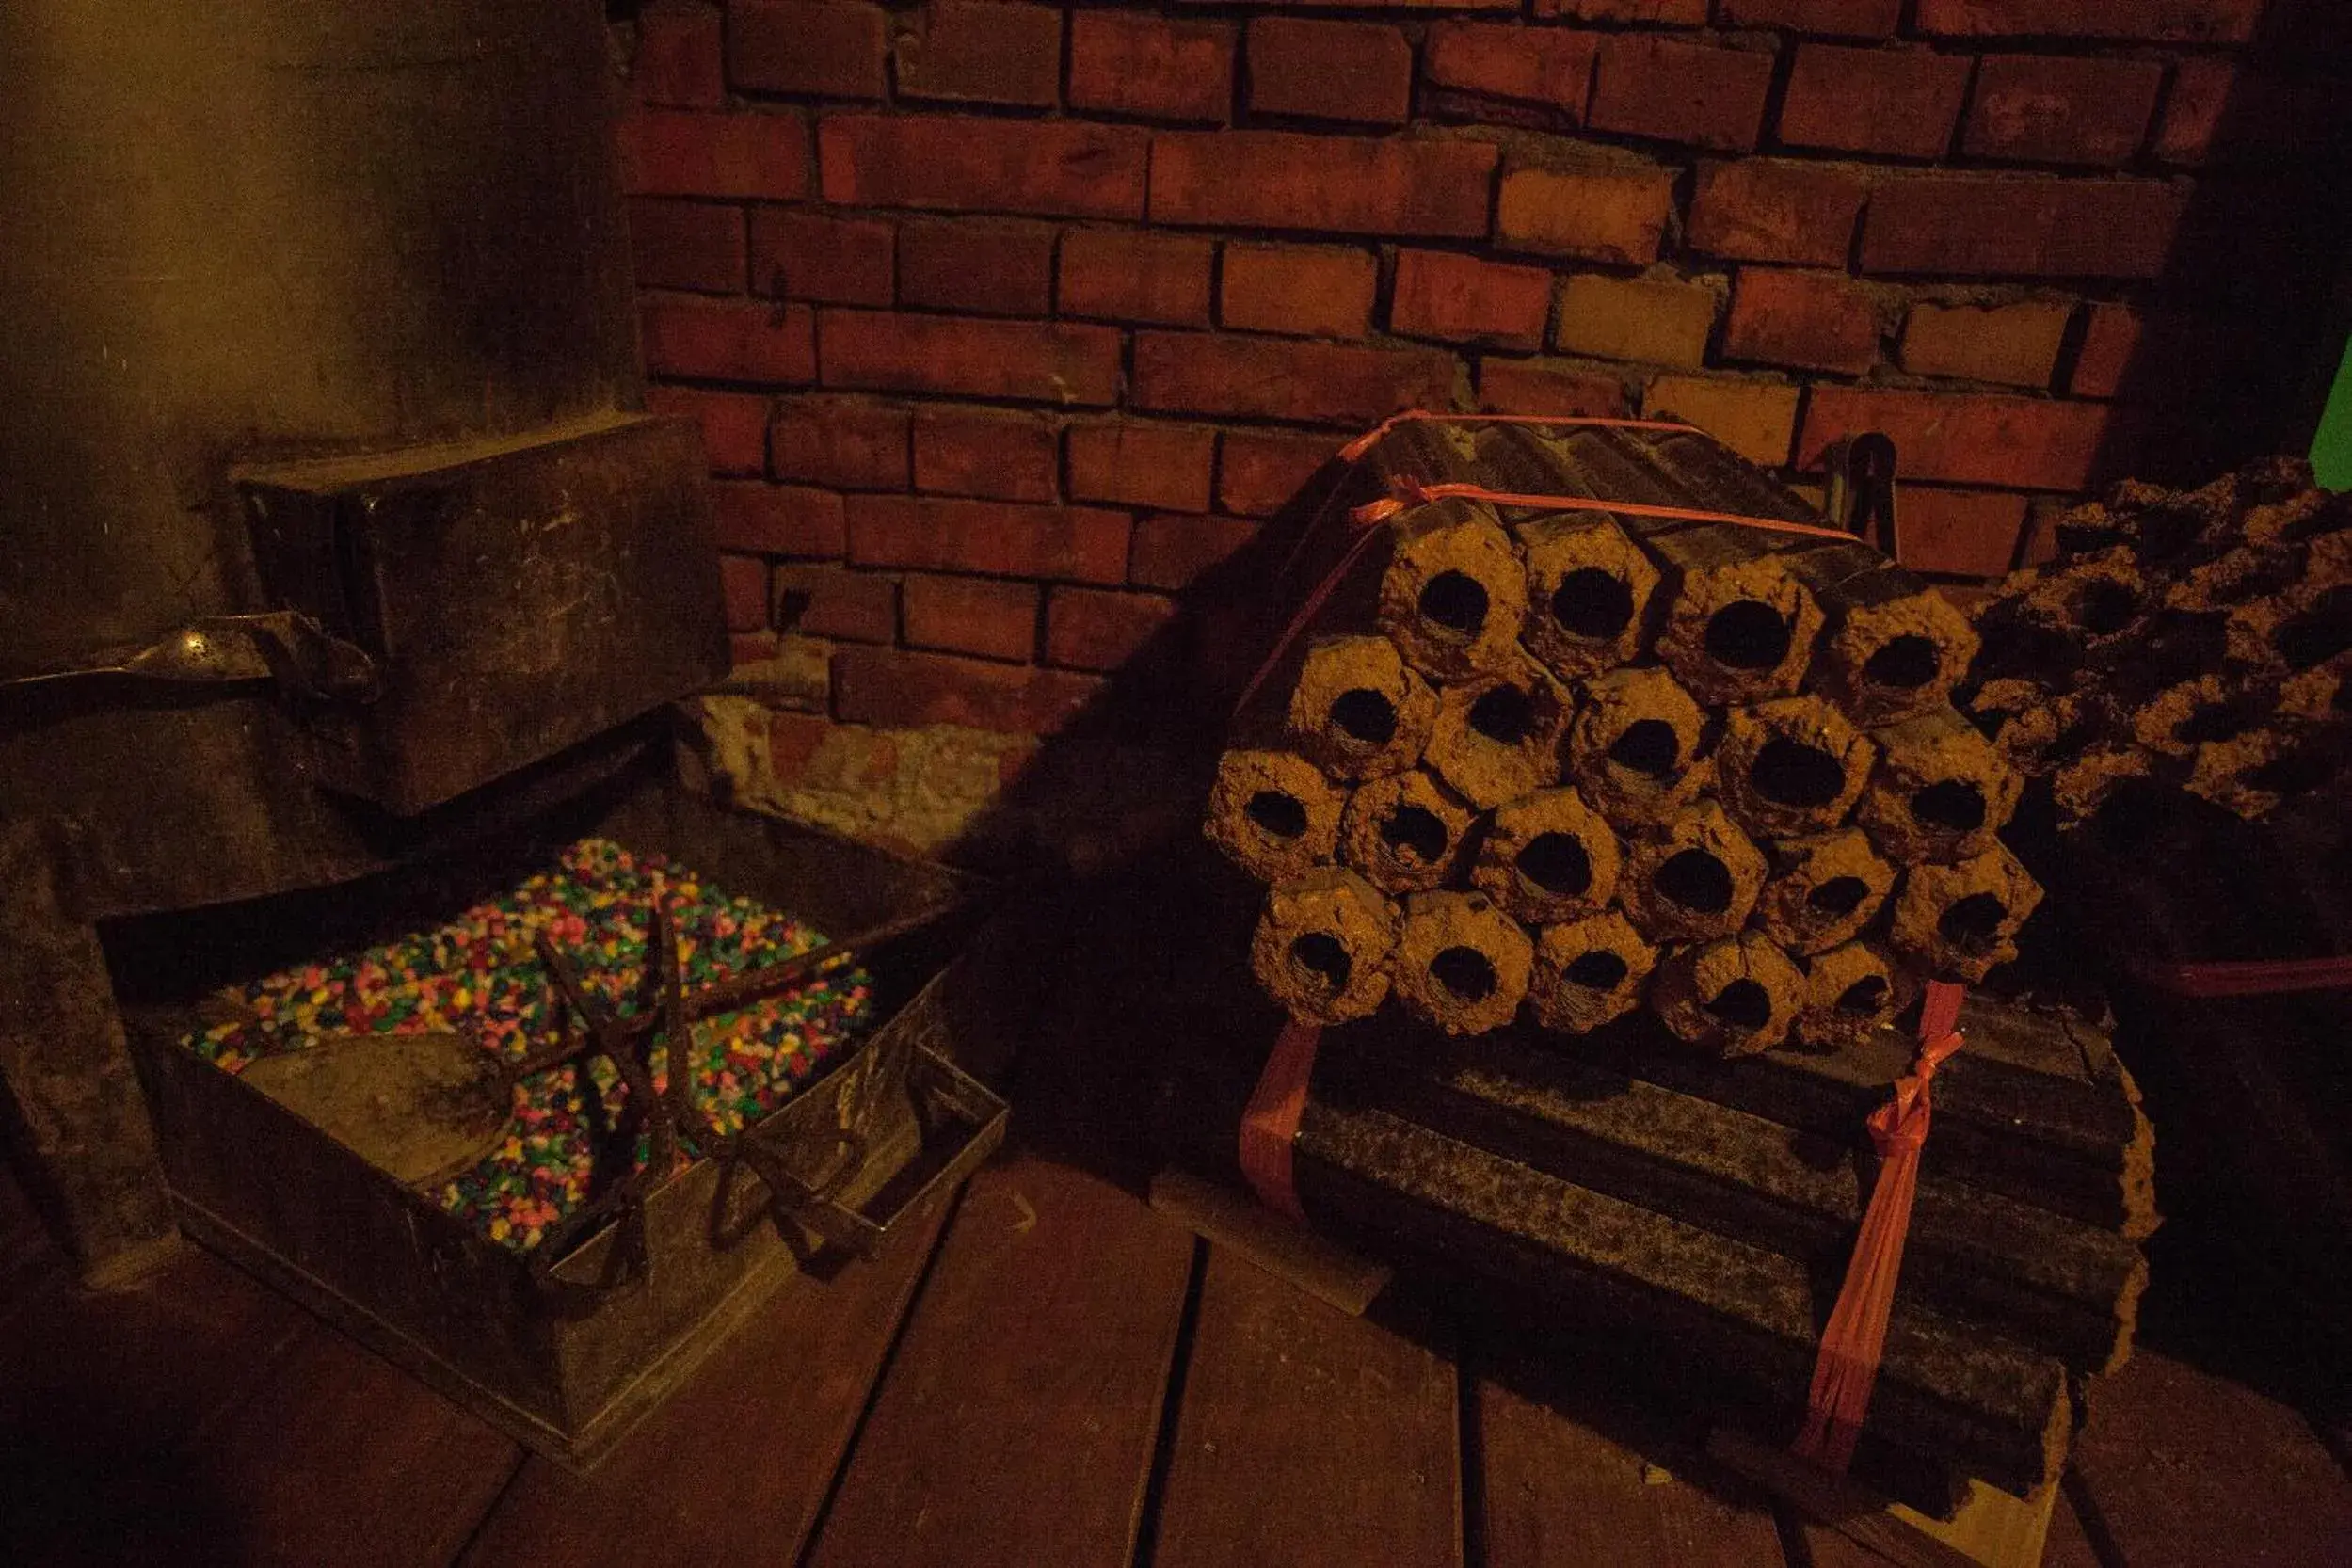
left=1, top=612, right=381, bottom=702
left=1825, top=432, right=1902, bottom=560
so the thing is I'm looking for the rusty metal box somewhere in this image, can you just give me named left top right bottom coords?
left=112, top=768, right=1004, bottom=1468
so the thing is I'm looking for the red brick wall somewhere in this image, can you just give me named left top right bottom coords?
left=616, top=0, right=2342, bottom=783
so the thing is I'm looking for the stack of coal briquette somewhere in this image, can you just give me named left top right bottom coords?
left=1189, top=419, right=2150, bottom=1501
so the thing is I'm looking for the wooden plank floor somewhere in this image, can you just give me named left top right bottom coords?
left=6, top=1150, right=2351, bottom=1568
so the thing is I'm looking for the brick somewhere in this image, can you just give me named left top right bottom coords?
left=1068, top=423, right=1217, bottom=512
left=1553, top=274, right=1718, bottom=366
left=641, top=296, right=817, bottom=382
left=897, top=219, right=1056, bottom=315
left=720, top=554, right=771, bottom=632
left=1688, top=159, right=1867, bottom=267
left=1478, top=360, right=1633, bottom=418
left=1425, top=23, right=1596, bottom=119
left=635, top=5, right=724, bottom=107
left=1219, top=429, right=1341, bottom=517
left=822, top=115, right=1147, bottom=219
left=1588, top=36, right=1775, bottom=153
left=1718, top=0, right=1899, bottom=33
left=619, top=109, right=808, bottom=200
left=1964, top=55, right=2164, bottom=168
left=750, top=209, right=893, bottom=305
left=729, top=2, right=888, bottom=99
left=2070, top=302, right=2236, bottom=400
left=1047, top=588, right=1180, bottom=670
left=648, top=384, right=770, bottom=474
left=902, top=573, right=1040, bottom=661
left=772, top=396, right=910, bottom=488
left=833, top=646, right=1103, bottom=733
left=1069, top=13, right=1234, bottom=123
left=896, top=3, right=1064, bottom=109
left=711, top=481, right=848, bottom=556
left=1131, top=332, right=1458, bottom=425
left=630, top=199, right=746, bottom=294
left=731, top=631, right=781, bottom=670
left=1389, top=250, right=1554, bottom=351
left=1131, top=514, right=1263, bottom=590
left=1778, top=45, right=1971, bottom=159
left=1913, top=1, right=2263, bottom=45
left=1900, top=299, right=2072, bottom=387
left=1533, top=0, right=1704, bottom=18
left=846, top=495, right=1131, bottom=583
left=1642, top=376, right=1801, bottom=466
left=1059, top=231, right=1215, bottom=326
left=820, top=310, right=1122, bottom=404
left=1894, top=488, right=2032, bottom=577
left=1220, top=244, right=1378, bottom=338
left=1149, top=131, right=1496, bottom=238
left=1722, top=268, right=1880, bottom=376
left=1861, top=174, right=2186, bottom=278
left=912, top=407, right=1058, bottom=501
left=2152, top=59, right=2232, bottom=166
left=1798, top=386, right=2120, bottom=488
left=1247, top=19, right=1412, bottom=126
left=1496, top=163, right=1677, bottom=264
left=774, top=565, right=898, bottom=642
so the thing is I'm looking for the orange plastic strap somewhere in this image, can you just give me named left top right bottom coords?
left=2127, top=952, right=2352, bottom=998
left=1337, top=409, right=1706, bottom=464
left=1792, top=980, right=1969, bottom=1476
left=1238, top=1018, right=1322, bottom=1222
left=1351, top=477, right=1862, bottom=542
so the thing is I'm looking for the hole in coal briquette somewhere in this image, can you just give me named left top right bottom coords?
left=1330, top=688, right=1399, bottom=746
left=1862, top=634, right=1940, bottom=691
left=1608, top=719, right=1679, bottom=777
left=1552, top=568, right=1635, bottom=640
left=2073, top=580, right=2137, bottom=638
left=1563, top=950, right=1629, bottom=989
left=1751, top=737, right=1847, bottom=808
left=1938, top=892, right=2007, bottom=952
left=1835, top=975, right=1890, bottom=1015
left=1654, top=849, right=1733, bottom=914
left=1420, top=571, right=1490, bottom=636
left=1246, top=791, right=1308, bottom=840
left=2246, top=748, right=2334, bottom=796
left=1515, top=832, right=1592, bottom=897
left=1468, top=683, right=1536, bottom=745
left=1380, top=805, right=1449, bottom=864
left=1290, top=932, right=1352, bottom=993
left=2277, top=585, right=2352, bottom=671
left=1703, top=600, right=1794, bottom=671
left=1704, top=979, right=1772, bottom=1030
left=1431, top=946, right=1498, bottom=1002
left=1912, top=780, right=1987, bottom=832
left=1806, top=875, right=1870, bottom=918
left=2176, top=696, right=2260, bottom=746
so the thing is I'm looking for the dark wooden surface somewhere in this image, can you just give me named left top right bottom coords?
left=6, top=1145, right=2350, bottom=1568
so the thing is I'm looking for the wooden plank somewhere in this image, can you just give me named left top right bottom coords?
left=1713, top=1428, right=2055, bottom=1568
left=183, top=1323, right=522, bottom=1568
left=460, top=1173, right=958, bottom=1568
left=2069, top=1351, right=2352, bottom=1568
left=1148, top=1168, right=1391, bottom=1317
left=802, top=1154, right=1195, bottom=1568
left=1152, top=1246, right=1462, bottom=1568
left=1477, top=1347, right=1785, bottom=1568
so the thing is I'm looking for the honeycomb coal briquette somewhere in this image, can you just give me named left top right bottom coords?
left=1646, top=529, right=1825, bottom=707
left=1618, top=799, right=1768, bottom=944
left=1338, top=768, right=1477, bottom=894
left=1204, top=748, right=1347, bottom=884
left=1470, top=785, right=1621, bottom=926
left=1424, top=651, right=1573, bottom=811
left=2050, top=742, right=2158, bottom=823
left=1284, top=633, right=1440, bottom=781
left=1249, top=868, right=1400, bottom=1026
left=1528, top=911, right=1657, bottom=1035
left=2278, top=650, right=2352, bottom=726
left=1713, top=696, right=1876, bottom=840
left=2227, top=582, right=2352, bottom=677
left=2184, top=726, right=2343, bottom=820
left=2131, top=674, right=2273, bottom=760
left=1856, top=707, right=2024, bottom=864
left=1514, top=512, right=1661, bottom=681
left=1389, top=889, right=1535, bottom=1036
left=1651, top=933, right=1807, bottom=1057
left=1751, top=827, right=1897, bottom=956
left=1889, top=841, right=2043, bottom=983
left=1375, top=496, right=1530, bottom=681
left=1794, top=940, right=1912, bottom=1051
left=1564, top=665, right=1714, bottom=828
left=1788, top=546, right=1982, bottom=728
left=2010, top=548, right=2149, bottom=649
